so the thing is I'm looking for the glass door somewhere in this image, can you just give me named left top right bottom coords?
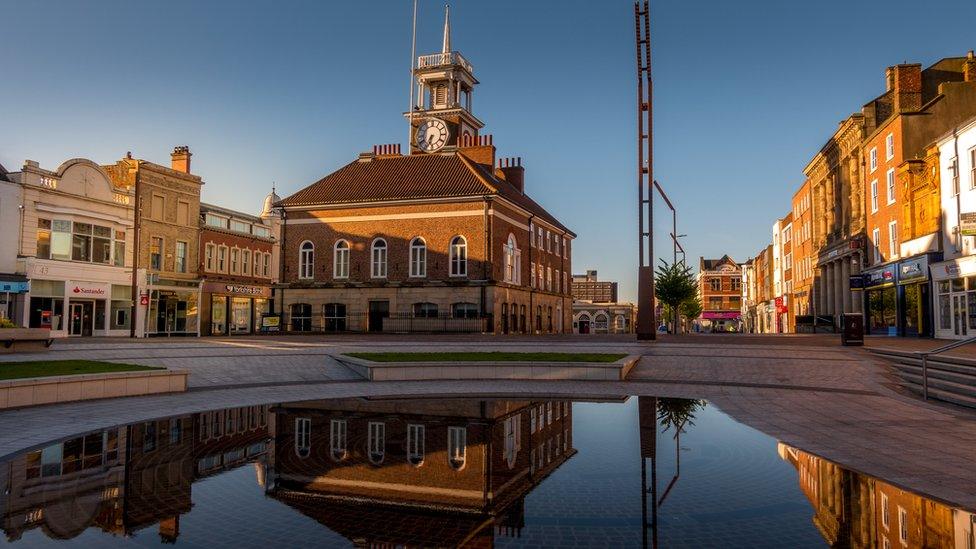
left=211, top=295, right=227, bottom=335
left=953, top=295, right=968, bottom=337
left=69, top=303, right=83, bottom=336
left=231, top=298, right=251, bottom=334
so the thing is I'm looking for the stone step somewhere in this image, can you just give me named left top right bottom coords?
left=898, top=371, right=976, bottom=409
left=891, top=362, right=976, bottom=388
left=869, top=347, right=976, bottom=368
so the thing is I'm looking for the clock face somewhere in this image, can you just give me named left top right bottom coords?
left=416, top=118, right=450, bottom=152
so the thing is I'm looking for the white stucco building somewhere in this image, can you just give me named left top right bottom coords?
left=3, top=159, right=135, bottom=337
left=931, top=115, right=976, bottom=339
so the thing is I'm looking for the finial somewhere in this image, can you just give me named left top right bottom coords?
left=442, top=4, right=451, bottom=54
left=272, top=181, right=276, bottom=195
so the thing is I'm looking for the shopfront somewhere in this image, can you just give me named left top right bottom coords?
left=26, top=279, right=131, bottom=337
left=896, top=254, right=938, bottom=338
left=200, top=282, right=271, bottom=336
left=863, top=264, right=897, bottom=336
left=0, top=277, right=29, bottom=326
left=930, top=255, right=976, bottom=340
left=701, top=311, right=741, bottom=333
left=145, top=279, right=200, bottom=337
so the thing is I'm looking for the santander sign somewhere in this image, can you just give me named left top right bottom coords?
left=72, top=285, right=106, bottom=296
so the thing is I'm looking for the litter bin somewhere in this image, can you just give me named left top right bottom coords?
left=840, top=313, right=863, bottom=346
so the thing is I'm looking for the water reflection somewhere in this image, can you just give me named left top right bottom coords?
left=779, top=444, right=976, bottom=549
left=264, top=399, right=575, bottom=546
left=0, top=397, right=972, bottom=547
left=0, top=406, right=269, bottom=543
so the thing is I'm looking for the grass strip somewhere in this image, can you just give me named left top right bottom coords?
left=344, top=352, right=628, bottom=363
left=0, top=360, right=163, bottom=381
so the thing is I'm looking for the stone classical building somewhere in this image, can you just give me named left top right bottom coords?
left=104, top=147, right=204, bottom=337
left=275, top=12, right=574, bottom=334
left=572, top=301, right=636, bottom=334
left=0, top=158, right=135, bottom=336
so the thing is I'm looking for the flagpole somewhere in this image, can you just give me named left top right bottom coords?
left=408, top=0, right=418, bottom=149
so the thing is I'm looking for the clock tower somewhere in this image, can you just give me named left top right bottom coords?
left=407, top=5, right=484, bottom=154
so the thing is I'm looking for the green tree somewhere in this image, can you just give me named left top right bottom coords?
left=655, top=260, right=696, bottom=333
left=657, top=398, right=706, bottom=434
left=679, top=295, right=703, bottom=322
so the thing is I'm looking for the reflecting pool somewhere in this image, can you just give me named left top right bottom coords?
left=0, top=396, right=972, bottom=547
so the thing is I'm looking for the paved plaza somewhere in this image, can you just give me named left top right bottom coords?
left=1, top=333, right=975, bottom=511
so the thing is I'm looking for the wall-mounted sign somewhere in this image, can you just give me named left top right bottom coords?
left=140, top=294, right=149, bottom=306
left=863, top=266, right=896, bottom=288
left=201, top=282, right=271, bottom=298
left=961, top=212, right=976, bottom=236
left=898, top=256, right=930, bottom=284
left=67, top=281, right=110, bottom=298
left=849, top=275, right=866, bottom=290
left=0, top=281, right=29, bottom=293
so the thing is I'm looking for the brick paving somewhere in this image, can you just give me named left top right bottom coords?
left=0, top=333, right=974, bottom=511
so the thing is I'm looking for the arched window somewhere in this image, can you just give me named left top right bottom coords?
left=368, top=421, right=385, bottom=464
left=452, top=302, right=479, bottom=319
left=329, top=419, right=347, bottom=461
left=299, top=241, right=314, bottom=279
left=448, top=426, right=467, bottom=470
left=614, top=314, right=626, bottom=332
left=407, top=424, right=425, bottom=466
left=595, top=313, right=609, bottom=333
left=295, top=418, right=311, bottom=458
left=371, top=239, right=387, bottom=278
left=333, top=240, right=349, bottom=279
left=409, top=237, right=427, bottom=277
left=449, top=236, right=467, bottom=277
left=504, top=415, right=520, bottom=469
left=503, top=235, right=520, bottom=283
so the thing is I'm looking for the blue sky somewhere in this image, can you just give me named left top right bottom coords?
left=2, top=0, right=975, bottom=302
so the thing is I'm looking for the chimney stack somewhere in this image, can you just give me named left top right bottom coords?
left=496, top=157, right=525, bottom=194
left=458, top=134, right=495, bottom=168
left=171, top=146, right=191, bottom=174
left=889, top=64, right=922, bottom=113
left=964, top=50, right=976, bottom=83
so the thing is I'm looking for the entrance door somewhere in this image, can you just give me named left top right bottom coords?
left=368, top=301, right=389, bottom=333
left=953, top=295, right=968, bottom=337
left=69, top=303, right=84, bottom=336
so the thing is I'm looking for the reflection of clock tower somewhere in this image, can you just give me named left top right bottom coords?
left=407, top=5, right=484, bottom=154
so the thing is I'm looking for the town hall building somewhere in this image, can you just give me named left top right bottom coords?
left=275, top=9, right=575, bottom=334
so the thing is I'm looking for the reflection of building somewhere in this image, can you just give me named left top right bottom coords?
left=1, top=158, right=135, bottom=336
left=779, top=443, right=975, bottom=548
left=572, top=270, right=618, bottom=303
left=697, top=255, right=742, bottom=331
left=0, top=405, right=269, bottom=543
left=572, top=300, right=636, bottom=334
left=264, top=398, right=575, bottom=546
left=275, top=9, right=574, bottom=335
left=198, top=202, right=280, bottom=336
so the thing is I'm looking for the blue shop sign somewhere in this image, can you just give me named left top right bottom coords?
left=863, top=266, right=896, bottom=289
left=0, top=281, right=29, bottom=293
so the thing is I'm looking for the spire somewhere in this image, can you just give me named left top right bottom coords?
left=441, top=4, right=451, bottom=54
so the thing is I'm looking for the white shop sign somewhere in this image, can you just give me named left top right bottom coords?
left=66, top=280, right=110, bottom=298
left=930, top=256, right=976, bottom=282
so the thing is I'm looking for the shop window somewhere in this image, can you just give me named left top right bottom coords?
left=330, top=419, right=347, bottom=460
left=448, top=426, right=466, bottom=470
left=150, top=237, right=163, bottom=270
left=407, top=424, right=425, bottom=466
left=295, top=418, right=311, bottom=458
left=333, top=240, right=349, bottom=279
left=447, top=235, right=467, bottom=277
left=36, top=219, right=51, bottom=259
left=30, top=297, right=64, bottom=330
left=299, top=241, right=314, bottom=279
left=368, top=422, right=385, bottom=464
left=51, top=220, right=71, bottom=260
left=371, top=239, right=387, bottom=278
left=452, top=302, right=479, bottom=319
left=323, top=303, right=347, bottom=331
left=290, top=303, right=312, bottom=332
left=413, top=302, right=438, bottom=318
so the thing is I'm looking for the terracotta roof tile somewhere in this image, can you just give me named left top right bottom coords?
left=280, top=152, right=574, bottom=236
